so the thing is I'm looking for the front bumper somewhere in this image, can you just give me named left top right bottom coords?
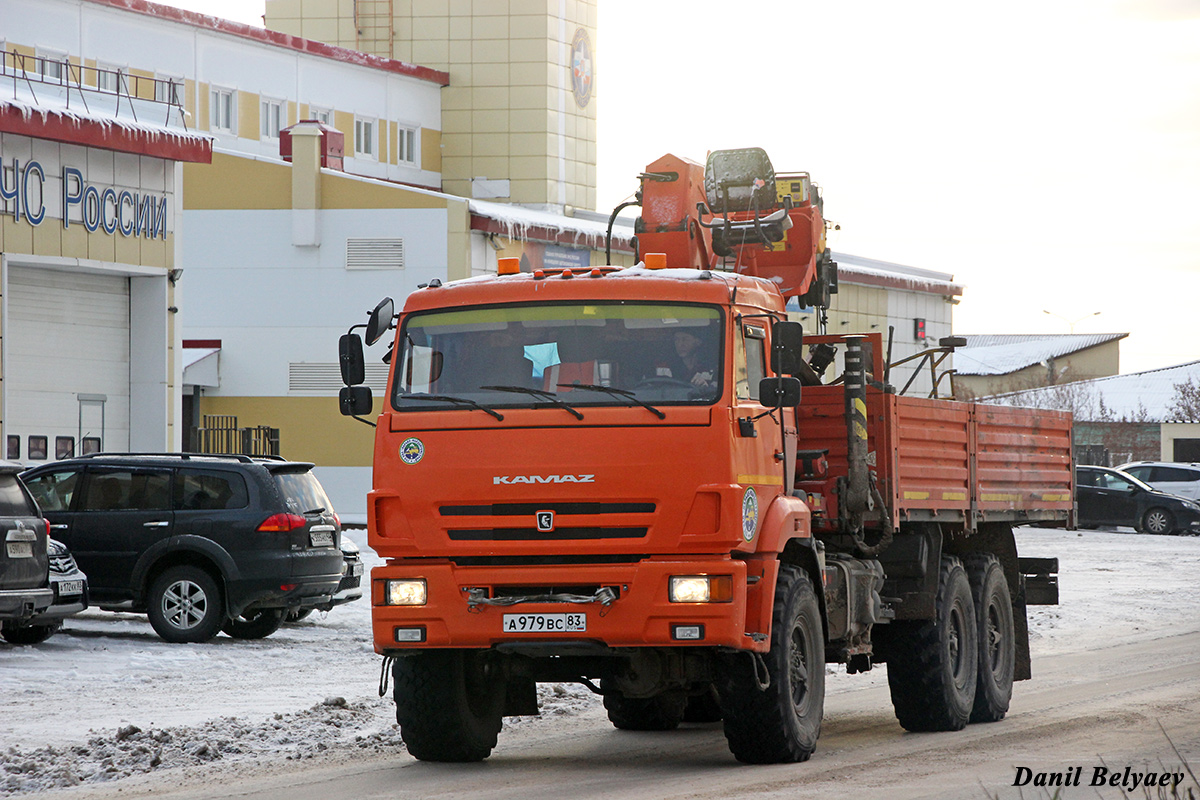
left=371, top=557, right=750, bottom=653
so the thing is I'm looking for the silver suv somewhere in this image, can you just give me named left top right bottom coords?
left=1116, top=462, right=1200, bottom=502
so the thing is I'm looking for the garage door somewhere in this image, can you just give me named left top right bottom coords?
left=6, top=267, right=131, bottom=462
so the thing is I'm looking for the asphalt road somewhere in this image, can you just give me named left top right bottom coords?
left=57, top=629, right=1200, bottom=800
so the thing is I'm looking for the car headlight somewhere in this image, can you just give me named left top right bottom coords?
left=1183, top=501, right=1200, bottom=512
left=384, top=579, right=427, bottom=605
left=668, top=575, right=733, bottom=603
left=340, top=536, right=360, bottom=555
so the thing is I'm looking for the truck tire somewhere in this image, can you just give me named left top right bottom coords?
left=964, top=554, right=1014, bottom=723
left=393, top=650, right=505, bottom=761
left=717, top=564, right=824, bottom=763
left=147, top=565, right=225, bottom=644
left=884, top=556, right=978, bottom=732
left=222, top=608, right=286, bottom=639
left=602, top=686, right=687, bottom=731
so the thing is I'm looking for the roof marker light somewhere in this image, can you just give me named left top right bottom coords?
left=645, top=253, right=667, bottom=270
left=497, top=257, right=520, bottom=276
left=533, top=269, right=546, bottom=280
left=561, top=268, right=574, bottom=279
left=590, top=268, right=603, bottom=278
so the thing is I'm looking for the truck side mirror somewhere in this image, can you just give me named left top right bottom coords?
left=339, top=333, right=366, bottom=386
left=759, top=376, right=801, bottom=408
left=364, top=297, right=395, bottom=346
left=339, top=385, right=373, bottom=416
left=771, top=320, right=805, bottom=375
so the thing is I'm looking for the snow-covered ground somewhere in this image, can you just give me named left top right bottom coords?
left=2, top=527, right=1198, bottom=796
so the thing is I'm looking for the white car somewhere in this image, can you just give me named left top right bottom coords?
left=1117, top=462, right=1200, bottom=502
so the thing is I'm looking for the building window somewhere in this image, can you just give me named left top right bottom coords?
left=82, top=437, right=102, bottom=455
left=96, top=61, right=122, bottom=93
left=28, top=436, right=48, bottom=461
left=355, top=117, right=375, bottom=159
left=6, top=436, right=18, bottom=460
left=156, top=74, right=182, bottom=105
left=55, top=437, right=75, bottom=460
left=210, top=87, right=236, bottom=133
left=261, top=98, right=283, bottom=140
left=310, top=106, right=332, bottom=125
left=38, top=49, right=67, bottom=83
left=398, top=125, right=417, bottom=165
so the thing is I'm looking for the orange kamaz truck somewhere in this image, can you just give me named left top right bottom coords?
left=338, top=148, right=1071, bottom=764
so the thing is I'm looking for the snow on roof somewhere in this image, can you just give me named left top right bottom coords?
left=954, top=333, right=1128, bottom=376
left=469, top=199, right=635, bottom=251
left=986, top=360, right=1200, bottom=421
left=0, top=82, right=212, bottom=162
left=830, top=252, right=961, bottom=297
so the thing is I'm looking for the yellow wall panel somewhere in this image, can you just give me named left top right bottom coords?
left=197, top=396, right=377, bottom=466
left=183, top=153, right=292, bottom=210
left=239, top=90, right=259, bottom=140
left=421, top=128, right=442, bottom=172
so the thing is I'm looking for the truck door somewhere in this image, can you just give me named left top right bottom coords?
left=732, top=320, right=789, bottom=503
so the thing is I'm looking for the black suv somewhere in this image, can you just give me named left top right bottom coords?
left=0, top=462, right=54, bottom=633
left=21, top=454, right=345, bottom=643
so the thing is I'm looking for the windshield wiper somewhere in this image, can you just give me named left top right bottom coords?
left=558, top=383, right=666, bottom=420
left=479, top=385, right=584, bottom=420
left=399, top=393, right=505, bottom=420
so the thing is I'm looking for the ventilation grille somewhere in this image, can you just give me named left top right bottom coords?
left=288, top=363, right=389, bottom=393
left=346, top=238, right=404, bottom=270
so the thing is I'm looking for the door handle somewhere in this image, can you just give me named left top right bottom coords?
left=143, top=521, right=170, bottom=528
left=49, top=524, right=69, bottom=530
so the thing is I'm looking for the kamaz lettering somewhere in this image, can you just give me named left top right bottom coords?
left=492, top=474, right=595, bottom=485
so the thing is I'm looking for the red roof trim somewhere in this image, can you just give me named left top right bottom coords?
left=0, top=104, right=212, bottom=163
left=83, top=0, right=451, bottom=87
left=183, top=339, right=222, bottom=348
left=470, top=214, right=636, bottom=254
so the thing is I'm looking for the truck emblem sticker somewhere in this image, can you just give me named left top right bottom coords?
left=399, top=438, right=425, bottom=465
left=536, top=511, right=555, bottom=532
left=493, top=474, right=595, bottom=485
left=742, top=487, right=759, bottom=541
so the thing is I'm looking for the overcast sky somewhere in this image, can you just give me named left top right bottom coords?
left=163, top=0, right=1200, bottom=374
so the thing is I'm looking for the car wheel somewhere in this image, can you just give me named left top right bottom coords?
left=147, top=565, right=225, bottom=643
left=222, top=608, right=286, bottom=639
left=1141, top=508, right=1174, bottom=535
left=285, top=608, right=314, bottom=623
left=0, top=620, right=61, bottom=644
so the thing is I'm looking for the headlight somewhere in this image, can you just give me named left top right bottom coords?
left=669, top=575, right=733, bottom=603
left=1184, top=501, right=1200, bottom=512
left=384, top=579, right=427, bottom=605
left=340, top=536, right=360, bottom=555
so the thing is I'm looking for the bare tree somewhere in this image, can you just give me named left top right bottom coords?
left=1167, top=377, right=1200, bottom=423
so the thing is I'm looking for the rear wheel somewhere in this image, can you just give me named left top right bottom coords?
left=884, top=556, right=978, bottom=732
left=718, top=563, right=824, bottom=763
left=0, top=620, right=60, bottom=644
left=602, top=686, right=687, bottom=731
left=1142, top=507, right=1174, bottom=535
left=964, top=554, right=1015, bottom=723
left=393, top=650, right=505, bottom=761
left=147, top=566, right=224, bottom=644
left=222, top=608, right=286, bottom=639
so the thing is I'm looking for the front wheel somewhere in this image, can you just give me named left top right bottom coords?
left=883, top=556, right=978, bottom=732
left=147, top=566, right=224, bottom=643
left=393, top=650, right=505, bottom=761
left=1, top=620, right=60, bottom=644
left=718, top=564, right=824, bottom=763
left=1142, top=507, right=1174, bottom=535
left=222, top=608, right=286, bottom=639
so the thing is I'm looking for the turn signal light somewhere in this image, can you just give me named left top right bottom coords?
left=257, top=513, right=306, bottom=532
left=669, top=575, right=733, bottom=603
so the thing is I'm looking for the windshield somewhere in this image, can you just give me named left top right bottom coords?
left=392, top=303, right=723, bottom=412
